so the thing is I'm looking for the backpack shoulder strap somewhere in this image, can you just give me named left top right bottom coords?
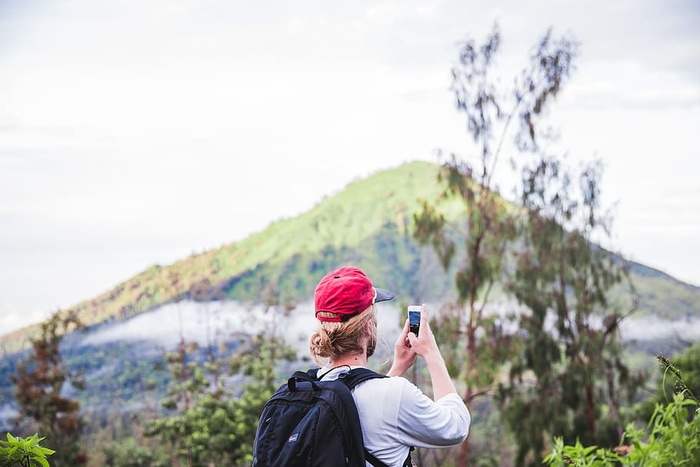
left=342, top=369, right=394, bottom=467
left=304, top=367, right=408, bottom=467
left=303, top=367, right=386, bottom=388
left=287, top=370, right=319, bottom=392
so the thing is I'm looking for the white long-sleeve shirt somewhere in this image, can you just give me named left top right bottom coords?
left=320, top=366, right=471, bottom=467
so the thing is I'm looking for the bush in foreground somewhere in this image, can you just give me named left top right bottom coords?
left=0, top=433, right=55, bottom=467
left=543, top=355, right=700, bottom=466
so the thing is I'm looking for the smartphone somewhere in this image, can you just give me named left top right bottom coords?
left=408, top=306, right=421, bottom=336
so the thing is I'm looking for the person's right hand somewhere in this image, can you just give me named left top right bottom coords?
left=406, top=304, right=440, bottom=359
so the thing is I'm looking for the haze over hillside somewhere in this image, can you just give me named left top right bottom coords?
left=82, top=300, right=700, bottom=353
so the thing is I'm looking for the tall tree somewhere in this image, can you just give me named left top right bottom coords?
left=414, top=24, right=578, bottom=466
left=13, top=310, right=87, bottom=466
left=499, top=158, right=644, bottom=465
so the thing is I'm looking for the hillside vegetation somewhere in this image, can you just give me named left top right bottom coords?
left=1, top=160, right=698, bottom=353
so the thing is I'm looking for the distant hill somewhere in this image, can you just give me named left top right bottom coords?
left=2, top=160, right=699, bottom=354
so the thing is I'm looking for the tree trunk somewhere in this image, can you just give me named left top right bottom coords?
left=459, top=319, right=476, bottom=467
left=585, top=383, right=597, bottom=444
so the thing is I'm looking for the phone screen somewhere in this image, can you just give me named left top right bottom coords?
left=408, top=307, right=421, bottom=336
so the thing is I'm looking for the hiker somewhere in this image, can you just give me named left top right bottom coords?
left=309, top=266, right=470, bottom=466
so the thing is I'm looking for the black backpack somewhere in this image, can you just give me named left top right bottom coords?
left=252, top=367, right=412, bottom=467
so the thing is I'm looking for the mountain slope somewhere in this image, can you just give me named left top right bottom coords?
left=1, top=160, right=698, bottom=353
left=0, top=161, right=448, bottom=352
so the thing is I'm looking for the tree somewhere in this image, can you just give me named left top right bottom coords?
left=146, top=337, right=207, bottom=466
left=413, top=23, right=579, bottom=466
left=145, top=291, right=296, bottom=466
left=499, top=158, right=644, bottom=465
left=13, top=311, right=87, bottom=466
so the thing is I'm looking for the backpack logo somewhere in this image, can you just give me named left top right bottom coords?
left=288, top=433, right=299, bottom=443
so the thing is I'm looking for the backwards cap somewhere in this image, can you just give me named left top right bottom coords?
left=314, top=266, right=394, bottom=322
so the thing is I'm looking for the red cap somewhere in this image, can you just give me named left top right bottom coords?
left=314, top=266, right=394, bottom=322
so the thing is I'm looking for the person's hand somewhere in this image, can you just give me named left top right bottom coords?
left=387, top=318, right=416, bottom=377
left=406, top=304, right=440, bottom=360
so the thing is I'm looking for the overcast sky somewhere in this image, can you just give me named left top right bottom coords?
left=1, top=0, right=699, bottom=335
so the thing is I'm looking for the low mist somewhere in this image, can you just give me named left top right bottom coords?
left=80, top=300, right=405, bottom=355
left=80, top=300, right=699, bottom=356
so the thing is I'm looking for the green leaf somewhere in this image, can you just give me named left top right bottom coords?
left=34, top=446, right=55, bottom=455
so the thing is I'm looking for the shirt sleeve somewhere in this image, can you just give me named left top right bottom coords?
left=394, top=377, right=471, bottom=448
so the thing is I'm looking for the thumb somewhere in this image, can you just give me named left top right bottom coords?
left=406, top=330, right=418, bottom=347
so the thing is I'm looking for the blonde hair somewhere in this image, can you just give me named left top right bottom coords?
left=309, top=305, right=378, bottom=366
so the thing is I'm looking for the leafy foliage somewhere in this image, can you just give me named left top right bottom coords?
left=101, top=436, right=169, bottom=467
left=543, top=356, right=700, bottom=466
left=0, top=433, right=55, bottom=467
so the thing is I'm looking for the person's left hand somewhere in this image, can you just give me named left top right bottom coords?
left=387, top=318, right=417, bottom=377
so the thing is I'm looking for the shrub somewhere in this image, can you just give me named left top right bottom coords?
left=543, top=355, right=700, bottom=466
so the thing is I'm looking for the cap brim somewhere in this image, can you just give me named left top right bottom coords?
left=374, top=287, right=394, bottom=303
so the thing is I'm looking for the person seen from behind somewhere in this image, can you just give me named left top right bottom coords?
left=310, top=266, right=470, bottom=466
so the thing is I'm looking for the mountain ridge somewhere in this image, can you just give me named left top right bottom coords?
left=1, top=160, right=698, bottom=353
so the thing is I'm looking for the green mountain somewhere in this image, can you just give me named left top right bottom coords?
left=1, top=160, right=698, bottom=353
